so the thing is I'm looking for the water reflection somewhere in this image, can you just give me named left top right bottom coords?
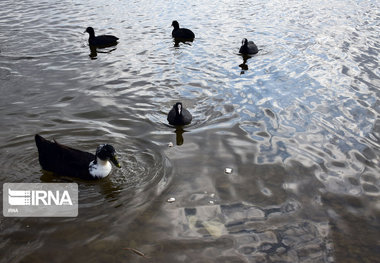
left=40, top=169, right=122, bottom=197
left=239, top=54, right=250, bottom=74
left=175, top=127, right=185, bottom=145
left=173, top=38, right=193, bottom=48
left=88, top=46, right=117, bottom=59
left=0, top=0, right=379, bottom=261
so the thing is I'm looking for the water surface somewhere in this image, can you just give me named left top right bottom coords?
left=0, top=0, right=379, bottom=262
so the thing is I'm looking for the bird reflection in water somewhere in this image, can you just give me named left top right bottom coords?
left=40, top=171, right=123, bottom=201
left=174, top=127, right=185, bottom=146
left=173, top=38, right=193, bottom=48
left=89, top=46, right=117, bottom=59
left=239, top=54, right=250, bottom=75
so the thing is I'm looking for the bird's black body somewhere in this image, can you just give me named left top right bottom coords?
left=35, top=134, right=120, bottom=180
left=85, top=27, right=119, bottom=47
left=171, top=21, right=195, bottom=40
left=167, top=102, right=192, bottom=126
left=239, top=38, right=258, bottom=55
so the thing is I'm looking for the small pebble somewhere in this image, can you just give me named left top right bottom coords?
left=167, top=197, right=176, bottom=203
left=225, top=168, right=233, bottom=174
left=210, top=193, right=215, bottom=198
left=209, top=200, right=214, bottom=204
left=168, top=142, right=174, bottom=147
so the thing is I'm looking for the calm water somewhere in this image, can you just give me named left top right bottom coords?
left=0, top=0, right=379, bottom=262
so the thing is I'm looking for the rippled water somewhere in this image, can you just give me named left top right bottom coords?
left=0, top=0, right=379, bottom=262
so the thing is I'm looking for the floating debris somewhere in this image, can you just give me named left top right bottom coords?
left=168, top=142, right=174, bottom=147
left=167, top=197, right=176, bottom=203
left=224, top=167, right=233, bottom=174
left=123, top=247, right=150, bottom=259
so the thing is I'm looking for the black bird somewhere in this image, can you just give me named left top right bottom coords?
left=239, top=38, right=258, bottom=55
left=35, top=134, right=121, bottom=180
left=84, top=27, right=119, bottom=47
left=167, top=102, right=192, bottom=126
left=171, top=21, right=195, bottom=40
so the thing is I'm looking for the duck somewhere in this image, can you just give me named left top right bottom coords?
left=84, top=27, right=119, bottom=47
left=35, top=134, right=121, bottom=180
left=239, top=38, right=258, bottom=55
left=167, top=102, right=192, bottom=126
left=171, top=21, right=195, bottom=40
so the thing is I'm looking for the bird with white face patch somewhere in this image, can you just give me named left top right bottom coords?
left=167, top=102, right=192, bottom=126
left=35, top=134, right=121, bottom=180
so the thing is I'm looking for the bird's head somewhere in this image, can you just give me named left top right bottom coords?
left=84, top=27, right=95, bottom=36
left=95, top=144, right=121, bottom=168
left=171, top=20, right=179, bottom=29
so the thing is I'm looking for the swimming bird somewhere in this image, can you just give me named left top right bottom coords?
left=84, top=27, right=119, bottom=47
left=239, top=38, right=258, bottom=55
left=35, top=134, right=121, bottom=180
left=171, top=21, right=195, bottom=40
left=167, top=102, right=192, bottom=126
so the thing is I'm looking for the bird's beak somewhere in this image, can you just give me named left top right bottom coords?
left=110, top=155, right=121, bottom=168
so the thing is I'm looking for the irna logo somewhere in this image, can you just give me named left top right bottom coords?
left=8, top=188, right=73, bottom=206
left=3, top=183, right=78, bottom=217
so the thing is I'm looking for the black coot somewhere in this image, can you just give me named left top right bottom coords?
left=239, top=38, right=258, bottom=55
left=85, top=27, right=119, bottom=47
left=171, top=21, right=195, bottom=40
left=167, top=102, right=192, bottom=126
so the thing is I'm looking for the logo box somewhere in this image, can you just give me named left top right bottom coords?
left=3, top=183, right=78, bottom=217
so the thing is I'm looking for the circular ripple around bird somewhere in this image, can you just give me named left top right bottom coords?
left=1, top=134, right=171, bottom=215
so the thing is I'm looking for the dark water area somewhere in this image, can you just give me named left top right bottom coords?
left=0, top=0, right=379, bottom=262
